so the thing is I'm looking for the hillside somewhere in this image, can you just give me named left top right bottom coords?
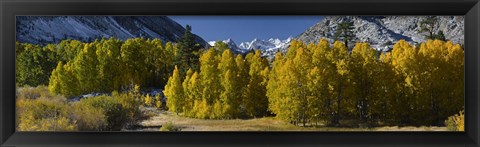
left=297, top=16, right=464, bottom=51
left=16, top=16, right=209, bottom=47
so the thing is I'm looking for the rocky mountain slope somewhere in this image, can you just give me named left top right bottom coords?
left=213, top=16, right=463, bottom=59
left=16, top=16, right=208, bottom=47
left=297, top=16, right=464, bottom=51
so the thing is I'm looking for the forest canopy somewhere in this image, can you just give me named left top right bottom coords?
left=16, top=36, right=464, bottom=129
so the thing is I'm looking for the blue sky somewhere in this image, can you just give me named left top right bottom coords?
left=168, top=16, right=324, bottom=43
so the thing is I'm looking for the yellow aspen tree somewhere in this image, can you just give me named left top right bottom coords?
left=244, top=50, right=270, bottom=117
left=155, top=94, right=163, bottom=109
left=274, top=59, right=299, bottom=123
left=375, top=52, right=398, bottom=121
left=48, top=62, right=63, bottom=95
left=309, top=39, right=335, bottom=123
left=443, top=41, right=464, bottom=119
left=266, top=52, right=286, bottom=120
left=199, top=48, right=221, bottom=104
left=329, top=41, right=352, bottom=125
left=417, top=40, right=464, bottom=124
left=164, top=66, right=185, bottom=114
left=182, top=69, right=194, bottom=114
left=292, top=47, right=313, bottom=126
left=218, top=50, right=241, bottom=118
left=349, top=42, right=378, bottom=122
left=235, top=54, right=250, bottom=116
left=390, top=40, right=420, bottom=123
left=187, top=71, right=202, bottom=117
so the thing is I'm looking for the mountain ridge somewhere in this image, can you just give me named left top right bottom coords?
left=297, top=16, right=464, bottom=51
left=16, top=16, right=209, bottom=47
left=214, top=16, right=464, bottom=59
left=209, top=37, right=293, bottom=58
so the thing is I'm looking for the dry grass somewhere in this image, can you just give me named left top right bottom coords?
left=136, top=107, right=447, bottom=131
left=374, top=126, right=447, bottom=131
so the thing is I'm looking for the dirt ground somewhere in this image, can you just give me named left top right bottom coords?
left=132, top=107, right=448, bottom=131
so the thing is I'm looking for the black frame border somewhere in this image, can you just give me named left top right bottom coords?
left=1, top=0, right=480, bottom=146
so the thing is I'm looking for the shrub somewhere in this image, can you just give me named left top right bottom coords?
left=78, top=95, right=129, bottom=131
left=36, top=117, right=77, bottom=131
left=160, top=122, right=182, bottom=131
left=70, top=101, right=107, bottom=131
left=445, top=110, right=464, bottom=131
left=144, top=94, right=154, bottom=107
left=17, top=85, right=52, bottom=100
left=17, top=95, right=76, bottom=131
left=112, top=90, right=142, bottom=122
left=17, top=85, right=144, bottom=131
left=383, top=40, right=393, bottom=46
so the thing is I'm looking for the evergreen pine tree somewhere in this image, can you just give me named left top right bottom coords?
left=177, top=25, right=201, bottom=73
left=334, top=20, right=355, bottom=48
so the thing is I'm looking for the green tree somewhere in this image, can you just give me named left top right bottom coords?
left=434, top=30, right=446, bottom=41
left=150, top=39, right=168, bottom=87
left=95, top=37, right=123, bottom=92
left=16, top=43, right=58, bottom=87
left=120, top=38, right=148, bottom=88
left=73, top=43, right=100, bottom=94
left=163, top=42, right=177, bottom=84
left=213, top=41, right=230, bottom=54
left=56, top=39, right=84, bottom=62
left=334, top=20, right=355, bottom=48
left=419, top=16, right=439, bottom=40
left=48, top=62, right=79, bottom=97
left=177, top=25, right=201, bottom=73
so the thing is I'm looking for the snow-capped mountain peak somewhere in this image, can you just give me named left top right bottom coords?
left=208, top=41, right=217, bottom=46
left=210, top=37, right=292, bottom=59
left=239, top=37, right=292, bottom=51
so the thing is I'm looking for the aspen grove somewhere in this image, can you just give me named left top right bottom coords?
left=16, top=37, right=464, bottom=128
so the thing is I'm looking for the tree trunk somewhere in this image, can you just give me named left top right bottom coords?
left=335, top=83, right=342, bottom=125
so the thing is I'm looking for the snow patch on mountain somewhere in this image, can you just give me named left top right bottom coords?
left=209, top=37, right=293, bottom=59
left=296, top=16, right=464, bottom=52
left=16, top=16, right=209, bottom=47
